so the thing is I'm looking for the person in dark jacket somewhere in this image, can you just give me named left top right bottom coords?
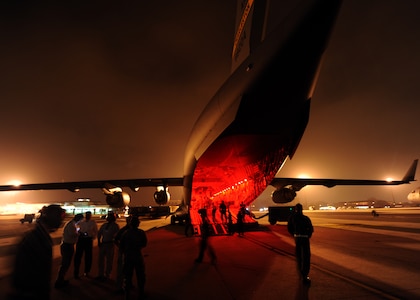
left=74, top=211, right=98, bottom=279
left=236, top=203, right=250, bottom=237
left=114, top=215, right=132, bottom=293
left=287, top=203, right=314, bottom=285
left=219, top=201, right=227, bottom=223
left=96, top=212, right=120, bottom=281
left=120, top=216, right=147, bottom=299
left=10, top=204, right=65, bottom=300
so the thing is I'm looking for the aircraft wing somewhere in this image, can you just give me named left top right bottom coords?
left=270, top=159, right=418, bottom=191
left=1, top=160, right=416, bottom=193
left=0, top=177, right=184, bottom=193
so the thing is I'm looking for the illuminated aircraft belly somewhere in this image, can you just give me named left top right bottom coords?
left=191, top=134, right=289, bottom=212
left=190, top=93, right=309, bottom=221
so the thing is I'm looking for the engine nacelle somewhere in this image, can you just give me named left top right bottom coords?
left=106, top=192, right=131, bottom=208
left=272, top=187, right=296, bottom=203
left=154, top=190, right=169, bottom=205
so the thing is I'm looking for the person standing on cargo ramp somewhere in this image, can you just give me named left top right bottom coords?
left=287, top=203, right=313, bottom=285
left=219, top=201, right=227, bottom=223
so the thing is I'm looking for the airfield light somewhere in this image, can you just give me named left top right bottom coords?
left=7, top=180, right=22, bottom=186
left=2, top=180, right=23, bottom=197
left=297, top=174, right=311, bottom=179
left=77, top=198, right=90, bottom=202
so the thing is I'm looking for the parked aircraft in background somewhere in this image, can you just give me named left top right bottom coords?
left=0, top=0, right=417, bottom=226
left=407, top=187, right=420, bottom=205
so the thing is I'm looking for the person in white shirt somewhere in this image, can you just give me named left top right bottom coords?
left=96, top=212, right=120, bottom=281
left=55, top=213, right=84, bottom=288
left=74, top=211, right=98, bottom=278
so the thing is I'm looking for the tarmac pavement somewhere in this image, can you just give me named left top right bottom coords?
left=1, top=221, right=392, bottom=300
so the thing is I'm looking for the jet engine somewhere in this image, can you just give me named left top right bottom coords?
left=105, top=191, right=131, bottom=208
left=154, top=186, right=170, bottom=205
left=271, top=186, right=297, bottom=203
left=102, top=185, right=131, bottom=208
left=103, top=188, right=130, bottom=208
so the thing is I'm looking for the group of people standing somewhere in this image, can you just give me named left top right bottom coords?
left=10, top=202, right=314, bottom=299
left=54, top=211, right=121, bottom=288
left=210, top=201, right=251, bottom=236
left=10, top=208, right=148, bottom=300
left=56, top=211, right=148, bottom=298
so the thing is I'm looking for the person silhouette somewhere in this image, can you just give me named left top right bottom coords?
left=114, top=215, right=133, bottom=293
left=120, top=216, right=148, bottom=299
left=96, top=212, right=120, bottom=281
left=10, top=204, right=65, bottom=299
left=212, top=204, right=217, bottom=223
left=219, top=201, right=227, bottom=223
left=195, top=209, right=217, bottom=264
left=74, top=211, right=98, bottom=279
left=227, top=210, right=234, bottom=235
left=236, top=203, right=250, bottom=237
left=55, top=213, right=84, bottom=288
left=287, top=203, right=314, bottom=285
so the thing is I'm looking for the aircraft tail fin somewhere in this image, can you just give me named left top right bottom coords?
left=231, top=0, right=269, bottom=72
left=402, top=159, right=418, bottom=182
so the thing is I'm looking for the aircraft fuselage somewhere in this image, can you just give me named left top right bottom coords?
left=183, top=0, right=342, bottom=221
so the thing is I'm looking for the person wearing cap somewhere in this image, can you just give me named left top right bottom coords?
left=287, top=203, right=314, bottom=285
left=73, top=211, right=98, bottom=279
left=10, top=204, right=65, bottom=299
left=55, top=213, right=84, bottom=288
left=96, top=212, right=120, bottom=281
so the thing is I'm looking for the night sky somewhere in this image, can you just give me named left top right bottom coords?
left=1, top=1, right=419, bottom=208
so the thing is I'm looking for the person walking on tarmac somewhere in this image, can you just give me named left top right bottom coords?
left=287, top=203, right=314, bottom=285
left=74, top=211, right=98, bottom=279
left=194, top=208, right=217, bottom=264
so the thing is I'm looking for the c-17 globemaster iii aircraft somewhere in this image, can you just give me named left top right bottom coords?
left=0, top=0, right=417, bottom=228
